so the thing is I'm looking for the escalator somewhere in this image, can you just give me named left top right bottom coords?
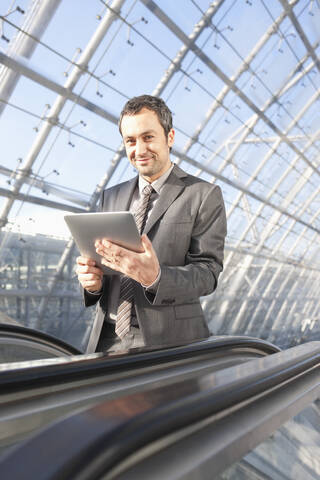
left=0, top=324, right=81, bottom=362
left=0, top=342, right=320, bottom=480
left=0, top=336, right=278, bottom=454
left=0, top=338, right=319, bottom=478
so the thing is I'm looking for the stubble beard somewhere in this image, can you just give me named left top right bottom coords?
left=134, top=154, right=158, bottom=177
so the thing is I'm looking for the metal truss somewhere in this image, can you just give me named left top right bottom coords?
left=0, top=165, right=89, bottom=208
left=279, top=0, right=320, bottom=74
left=260, top=232, right=319, bottom=344
left=0, top=0, right=62, bottom=116
left=0, top=0, right=125, bottom=229
left=0, top=0, right=319, bottom=347
left=239, top=198, right=320, bottom=338
left=139, top=1, right=320, bottom=346
left=0, top=186, right=85, bottom=213
left=141, top=0, right=320, bottom=177
left=180, top=1, right=298, bottom=154
left=0, top=288, right=79, bottom=298
left=217, top=124, right=320, bottom=335
left=217, top=98, right=320, bottom=272
left=0, top=52, right=119, bottom=125
left=36, top=0, right=225, bottom=325
left=196, top=39, right=319, bottom=182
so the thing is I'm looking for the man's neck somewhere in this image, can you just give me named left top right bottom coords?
left=139, top=163, right=174, bottom=193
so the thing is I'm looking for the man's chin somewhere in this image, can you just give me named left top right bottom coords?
left=136, top=165, right=154, bottom=175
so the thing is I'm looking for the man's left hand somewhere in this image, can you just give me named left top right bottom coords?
left=95, top=234, right=160, bottom=286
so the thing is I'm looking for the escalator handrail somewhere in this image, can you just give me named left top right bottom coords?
left=0, top=335, right=280, bottom=392
left=0, top=341, right=318, bottom=480
left=0, top=324, right=81, bottom=356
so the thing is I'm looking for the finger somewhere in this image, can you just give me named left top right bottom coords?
left=83, top=281, right=102, bottom=291
left=78, top=272, right=102, bottom=281
left=95, top=238, right=112, bottom=250
left=78, top=265, right=103, bottom=275
left=76, top=265, right=103, bottom=276
left=96, top=243, right=127, bottom=264
left=141, top=234, right=153, bottom=253
left=101, top=257, right=122, bottom=273
left=79, top=274, right=101, bottom=285
left=76, top=256, right=96, bottom=266
left=102, top=239, right=126, bottom=257
left=95, top=245, right=114, bottom=263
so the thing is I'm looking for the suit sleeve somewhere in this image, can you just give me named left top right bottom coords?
left=83, top=190, right=105, bottom=307
left=145, top=185, right=227, bottom=306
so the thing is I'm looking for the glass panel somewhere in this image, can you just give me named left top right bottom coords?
left=219, top=403, right=320, bottom=479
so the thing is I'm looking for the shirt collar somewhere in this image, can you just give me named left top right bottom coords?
left=138, top=163, right=174, bottom=195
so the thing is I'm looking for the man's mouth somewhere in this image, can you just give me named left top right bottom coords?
left=136, top=157, right=153, bottom=163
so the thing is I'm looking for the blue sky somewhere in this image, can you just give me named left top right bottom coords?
left=0, top=0, right=319, bottom=250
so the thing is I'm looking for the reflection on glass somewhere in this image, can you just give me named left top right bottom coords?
left=0, top=229, right=91, bottom=353
left=219, top=404, right=320, bottom=479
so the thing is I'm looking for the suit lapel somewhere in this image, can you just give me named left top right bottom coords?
left=115, top=176, right=138, bottom=211
left=144, top=165, right=186, bottom=234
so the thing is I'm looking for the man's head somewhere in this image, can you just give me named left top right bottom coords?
left=119, top=95, right=173, bottom=138
left=119, top=95, right=175, bottom=183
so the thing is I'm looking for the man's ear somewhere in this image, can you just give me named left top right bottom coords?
left=168, top=128, right=175, bottom=148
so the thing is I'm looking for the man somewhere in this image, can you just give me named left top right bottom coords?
left=76, top=95, right=227, bottom=353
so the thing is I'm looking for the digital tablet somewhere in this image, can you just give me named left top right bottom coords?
left=64, top=211, right=143, bottom=274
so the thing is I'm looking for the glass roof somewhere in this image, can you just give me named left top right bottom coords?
left=0, top=0, right=319, bottom=348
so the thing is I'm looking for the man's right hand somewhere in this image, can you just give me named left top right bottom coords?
left=76, top=256, right=103, bottom=293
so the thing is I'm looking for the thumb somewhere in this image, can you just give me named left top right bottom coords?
left=141, top=234, right=152, bottom=252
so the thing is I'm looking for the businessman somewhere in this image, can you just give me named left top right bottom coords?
left=76, top=95, right=227, bottom=353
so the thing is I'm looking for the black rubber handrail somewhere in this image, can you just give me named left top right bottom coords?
left=0, top=341, right=318, bottom=480
left=0, top=324, right=81, bottom=356
left=0, top=335, right=279, bottom=392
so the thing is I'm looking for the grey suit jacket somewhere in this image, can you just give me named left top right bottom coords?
left=84, top=164, right=227, bottom=353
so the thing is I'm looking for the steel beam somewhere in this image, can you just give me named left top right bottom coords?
left=279, top=0, right=320, bottom=74
left=36, top=0, right=320, bottom=333
left=176, top=148, right=320, bottom=235
left=199, top=40, right=320, bottom=213
left=180, top=3, right=297, bottom=155
left=140, top=0, right=319, bottom=177
left=0, top=0, right=125, bottom=229
left=225, top=244, right=319, bottom=272
left=152, top=0, right=224, bottom=94
left=217, top=124, right=320, bottom=333
left=0, top=288, right=80, bottom=298
left=35, top=1, right=229, bottom=324
left=0, top=186, right=85, bottom=213
left=189, top=40, right=318, bottom=173
left=0, top=0, right=62, bottom=116
left=221, top=164, right=319, bottom=334
left=270, top=231, right=320, bottom=341
left=253, top=207, right=320, bottom=339
left=222, top=101, right=320, bottom=275
left=227, top=133, right=319, bottom=144
left=0, top=52, right=118, bottom=125
left=0, top=165, right=90, bottom=207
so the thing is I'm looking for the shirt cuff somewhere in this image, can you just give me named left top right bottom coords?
left=141, top=268, right=161, bottom=293
left=86, top=288, right=102, bottom=295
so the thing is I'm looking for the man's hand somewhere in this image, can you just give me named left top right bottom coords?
left=76, top=256, right=103, bottom=292
left=95, top=234, right=160, bottom=287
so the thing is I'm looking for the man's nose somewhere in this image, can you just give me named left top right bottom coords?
left=135, top=139, right=147, bottom=156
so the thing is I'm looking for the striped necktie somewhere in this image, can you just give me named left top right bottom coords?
left=115, top=184, right=154, bottom=339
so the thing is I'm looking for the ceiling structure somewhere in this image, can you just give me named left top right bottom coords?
left=0, top=0, right=319, bottom=348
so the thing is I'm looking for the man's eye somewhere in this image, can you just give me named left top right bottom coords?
left=126, top=139, right=135, bottom=145
left=145, top=135, right=153, bottom=140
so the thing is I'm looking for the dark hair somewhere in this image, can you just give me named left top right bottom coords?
left=118, top=94, right=173, bottom=137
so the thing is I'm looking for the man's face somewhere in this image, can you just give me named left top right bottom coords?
left=121, top=107, right=175, bottom=183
